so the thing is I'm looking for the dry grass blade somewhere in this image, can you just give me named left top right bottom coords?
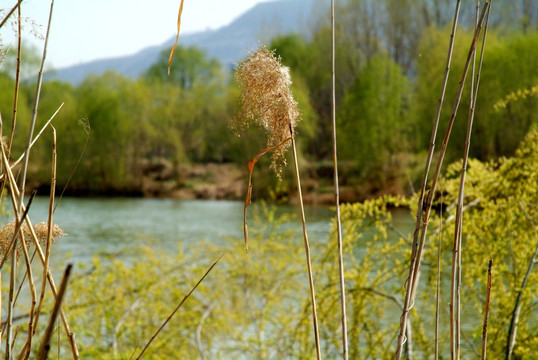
left=37, top=264, right=73, bottom=360
left=243, top=137, right=291, bottom=250
left=0, top=103, right=63, bottom=182
left=481, top=258, right=493, bottom=360
left=168, top=0, right=185, bottom=76
left=136, top=254, right=223, bottom=359
left=0, top=0, right=23, bottom=29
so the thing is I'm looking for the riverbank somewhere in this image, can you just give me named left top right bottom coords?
left=140, top=161, right=412, bottom=205
left=28, top=161, right=413, bottom=205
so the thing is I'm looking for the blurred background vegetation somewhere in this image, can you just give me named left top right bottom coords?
left=0, top=0, right=536, bottom=201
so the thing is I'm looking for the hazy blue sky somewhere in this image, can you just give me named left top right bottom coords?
left=2, top=0, right=269, bottom=69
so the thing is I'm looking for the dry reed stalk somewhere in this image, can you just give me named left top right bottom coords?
left=0, top=103, right=63, bottom=182
left=289, top=125, right=322, bottom=360
left=450, top=4, right=490, bottom=358
left=37, top=264, right=73, bottom=360
left=0, top=140, right=79, bottom=359
left=235, top=47, right=321, bottom=359
left=394, top=3, right=491, bottom=358
left=434, top=190, right=443, bottom=360
left=16, top=215, right=38, bottom=360
left=5, top=223, right=17, bottom=359
left=506, top=204, right=538, bottom=360
left=3, top=190, right=36, bottom=360
left=330, top=1, right=348, bottom=359
left=31, top=126, right=58, bottom=350
left=7, top=4, right=22, bottom=159
left=18, top=0, right=55, bottom=211
left=136, top=254, right=223, bottom=359
left=394, top=1, right=462, bottom=356
left=0, top=0, right=23, bottom=29
left=0, top=272, right=2, bottom=354
left=481, top=259, right=493, bottom=360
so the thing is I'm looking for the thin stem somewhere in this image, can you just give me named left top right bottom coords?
left=0, top=103, right=63, bottom=182
left=506, top=204, right=538, bottom=360
left=434, top=190, right=443, bottom=360
left=331, top=0, right=348, bottom=358
left=0, top=0, right=23, bottom=29
left=136, top=254, right=223, bottom=359
left=8, top=4, right=22, bottom=159
left=481, top=258, right=493, bottom=360
left=394, top=1, right=462, bottom=356
left=290, top=125, right=321, bottom=360
left=33, top=126, right=58, bottom=341
left=0, top=139, right=80, bottom=359
left=37, top=264, right=73, bottom=360
left=450, top=4, right=490, bottom=358
left=18, top=0, right=55, bottom=210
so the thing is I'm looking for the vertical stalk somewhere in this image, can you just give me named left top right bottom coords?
left=289, top=125, right=321, bottom=360
left=481, top=259, right=493, bottom=360
left=19, top=0, right=55, bottom=210
left=450, top=3, right=490, bottom=358
left=394, top=0, right=462, bottom=356
left=434, top=191, right=443, bottom=360
left=0, top=139, right=80, bottom=359
left=394, top=3, right=490, bottom=358
left=330, top=0, right=348, bottom=359
left=8, top=4, right=22, bottom=158
left=32, top=127, right=58, bottom=344
left=5, top=223, right=17, bottom=360
left=506, top=204, right=538, bottom=360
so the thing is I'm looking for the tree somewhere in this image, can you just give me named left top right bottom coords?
left=338, top=54, right=410, bottom=181
left=145, top=46, right=222, bottom=89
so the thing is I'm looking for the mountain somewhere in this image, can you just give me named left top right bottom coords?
left=48, top=0, right=316, bottom=84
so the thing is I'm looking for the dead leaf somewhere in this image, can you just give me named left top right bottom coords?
left=243, top=137, right=291, bottom=251
left=168, top=0, right=185, bottom=76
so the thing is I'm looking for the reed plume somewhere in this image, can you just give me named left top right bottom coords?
left=235, top=46, right=321, bottom=359
left=0, top=221, right=65, bottom=259
left=233, top=46, right=299, bottom=177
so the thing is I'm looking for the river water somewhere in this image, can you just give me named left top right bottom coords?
left=12, top=197, right=336, bottom=266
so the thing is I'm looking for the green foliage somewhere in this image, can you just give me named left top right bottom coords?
left=413, top=29, right=538, bottom=161
left=338, top=54, right=410, bottom=179
left=62, top=128, right=537, bottom=358
left=145, top=46, right=222, bottom=89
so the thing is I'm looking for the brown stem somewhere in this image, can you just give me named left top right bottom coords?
left=330, top=0, right=348, bottom=359
left=37, top=264, right=73, bottom=360
left=481, top=259, right=493, bottom=360
left=394, top=1, right=462, bottom=356
left=450, top=4, right=490, bottom=358
left=289, top=125, right=321, bottom=360
left=505, top=204, right=538, bottom=360
left=136, top=254, right=223, bottom=359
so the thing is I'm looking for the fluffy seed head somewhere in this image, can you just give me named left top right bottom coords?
left=0, top=221, right=65, bottom=260
left=234, top=46, right=300, bottom=176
